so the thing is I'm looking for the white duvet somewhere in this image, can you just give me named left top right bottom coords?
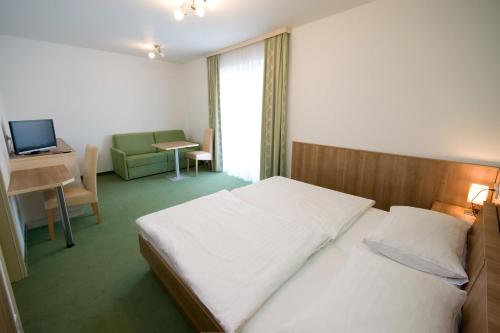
left=232, top=176, right=375, bottom=239
left=137, top=190, right=328, bottom=332
left=280, top=247, right=466, bottom=333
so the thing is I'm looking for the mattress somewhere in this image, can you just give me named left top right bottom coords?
left=241, top=208, right=388, bottom=333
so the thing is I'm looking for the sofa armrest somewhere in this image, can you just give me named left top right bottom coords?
left=111, top=148, right=129, bottom=180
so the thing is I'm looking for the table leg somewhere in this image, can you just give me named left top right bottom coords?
left=168, top=148, right=188, bottom=181
left=175, top=148, right=181, bottom=178
left=56, top=186, right=75, bottom=248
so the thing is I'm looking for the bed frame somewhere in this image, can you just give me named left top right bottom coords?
left=139, top=142, right=500, bottom=332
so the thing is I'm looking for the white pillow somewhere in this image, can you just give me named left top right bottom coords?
left=364, top=206, right=472, bottom=284
left=279, top=247, right=466, bottom=333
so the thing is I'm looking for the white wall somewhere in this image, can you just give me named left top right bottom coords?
left=0, top=36, right=186, bottom=172
left=287, top=0, right=500, bottom=174
left=0, top=89, right=24, bottom=259
left=182, top=58, right=209, bottom=144
left=2, top=0, right=499, bottom=177
left=0, top=92, right=11, bottom=186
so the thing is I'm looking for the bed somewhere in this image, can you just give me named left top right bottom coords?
left=137, top=177, right=375, bottom=332
left=137, top=142, right=500, bottom=333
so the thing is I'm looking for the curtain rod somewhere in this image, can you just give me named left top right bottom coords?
left=206, top=27, right=290, bottom=58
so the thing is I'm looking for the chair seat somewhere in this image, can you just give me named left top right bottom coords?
left=44, top=186, right=96, bottom=210
left=186, top=151, right=212, bottom=160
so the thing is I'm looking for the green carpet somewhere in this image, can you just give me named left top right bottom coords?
left=12, top=170, right=249, bottom=333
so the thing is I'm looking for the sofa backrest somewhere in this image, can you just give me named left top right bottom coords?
left=153, top=130, right=186, bottom=143
left=113, top=132, right=156, bottom=156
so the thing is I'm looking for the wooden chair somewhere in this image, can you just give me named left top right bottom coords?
left=186, top=128, right=214, bottom=176
left=44, top=144, right=100, bottom=240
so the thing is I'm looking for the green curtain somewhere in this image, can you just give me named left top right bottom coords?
left=260, top=33, right=289, bottom=179
left=207, top=55, right=223, bottom=172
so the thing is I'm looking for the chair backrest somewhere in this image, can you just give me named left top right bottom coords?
left=112, top=132, right=156, bottom=156
left=83, top=145, right=99, bottom=195
left=202, top=128, right=214, bottom=155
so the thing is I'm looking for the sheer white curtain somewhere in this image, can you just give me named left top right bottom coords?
left=219, top=42, right=265, bottom=182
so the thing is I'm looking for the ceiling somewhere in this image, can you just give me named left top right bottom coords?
left=0, top=0, right=374, bottom=63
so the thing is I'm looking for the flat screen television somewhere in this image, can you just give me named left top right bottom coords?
left=9, top=119, right=57, bottom=155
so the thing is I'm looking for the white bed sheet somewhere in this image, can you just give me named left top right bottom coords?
left=279, top=246, right=466, bottom=333
left=242, top=208, right=387, bottom=333
left=231, top=176, right=375, bottom=240
left=136, top=190, right=329, bottom=333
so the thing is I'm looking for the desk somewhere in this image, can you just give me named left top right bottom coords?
left=7, top=165, right=76, bottom=248
left=153, top=141, right=199, bottom=181
left=9, top=138, right=82, bottom=228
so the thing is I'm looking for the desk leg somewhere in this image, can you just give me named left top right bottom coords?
left=168, top=148, right=188, bottom=181
left=56, top=186, right=75, bottom=248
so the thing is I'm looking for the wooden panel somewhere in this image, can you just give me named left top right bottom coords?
left=139, top=235, right=223, bottom=333
left=462, top=264, right=487, bottom=333
left=485, top=204, right=500, bottom=331
left=462, top=203, right=500, bottom=333
left=7, top=165, right=74, bottom=196
left=291, top=142, right=499, bottom=211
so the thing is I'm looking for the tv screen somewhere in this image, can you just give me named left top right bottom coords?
left=9, top=119, right=57, bottom=154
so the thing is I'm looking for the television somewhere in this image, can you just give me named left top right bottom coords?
left=9, top=119, right=57, bottom=155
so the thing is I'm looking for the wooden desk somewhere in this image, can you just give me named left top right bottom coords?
left=9, top=138, right=82, bottom=228
left=7, top=165, right=76, bottom=248
left=153, top=141, right=199, bottom=181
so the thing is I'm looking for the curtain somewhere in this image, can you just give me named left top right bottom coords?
left=207, top=55, right=223, bottom=172
left=260, top=33, right=289, bottom=179
left=219, top=42, right=265, bottom=182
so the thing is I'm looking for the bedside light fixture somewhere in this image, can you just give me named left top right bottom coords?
left=147, top=44, right=164, bottom=60
left=467, top=184, right=490, bottom=205
left=466, top=183, right=496, bottom=216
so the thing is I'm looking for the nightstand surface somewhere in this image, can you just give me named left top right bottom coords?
left=431, top=201, right=476, bottom=224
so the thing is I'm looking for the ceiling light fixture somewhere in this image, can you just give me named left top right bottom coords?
left=148, top=44, right=164, bottom=60
left=173, top=0, right=217, bottom=21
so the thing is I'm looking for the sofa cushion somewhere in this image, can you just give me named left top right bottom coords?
left=153, top=130, right=186, bottom=143
left=113, top=132, right=156, bottom=156
left=127, top=152, right=167, bottom=168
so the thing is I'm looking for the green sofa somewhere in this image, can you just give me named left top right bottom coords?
left=111, top=130, right=197, bottom=180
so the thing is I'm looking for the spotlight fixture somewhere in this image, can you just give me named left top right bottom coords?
left=173, top=0, right=217, bottom=21
left=148, top=44, right=164, bottom=60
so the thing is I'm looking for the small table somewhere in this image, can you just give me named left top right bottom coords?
left=7, top=164, right=76, bottom=247
left=431, top=201, right=476, bottom=224
left=153, top=141, right=199, bottom=181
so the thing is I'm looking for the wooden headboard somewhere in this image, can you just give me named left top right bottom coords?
left=291, top=141, right=500, bottom=332
left=291, top=142, right=499, bottom=211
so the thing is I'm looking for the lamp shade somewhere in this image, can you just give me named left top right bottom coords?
left=467, top=183, right=489, bottom=205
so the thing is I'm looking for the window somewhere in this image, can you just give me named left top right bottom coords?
left=219, top=42, right=264, bottom=182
